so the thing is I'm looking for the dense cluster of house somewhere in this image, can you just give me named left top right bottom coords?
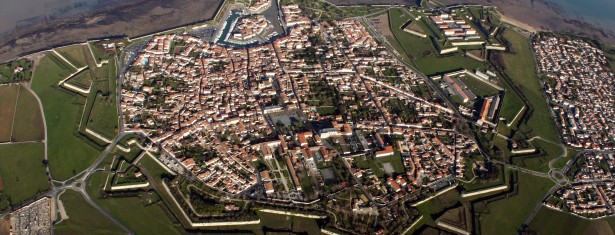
left=399, top=129, right=477, bottom=183
left=570, top=152, right=615, bottom=181
left=281, top=4, right=310, bottom=27
left=248, top=0, right=271, bottom=14
left=120, top=4, right=476, bottom=199
left=545, top=153, right=615, bottom=218
left=547, top=182, right=615, bottom=218
left=344, top=128, right=478, bottom=201
left=533, top=35, right=615, bottom=150
left=230, top=15, right=271, bottom=41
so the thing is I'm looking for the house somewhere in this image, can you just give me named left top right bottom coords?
left=376, top=146, right=395, bottom=158
left=264, top=181, right=275, bottom=194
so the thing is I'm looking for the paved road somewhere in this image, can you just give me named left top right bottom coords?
left=0, top=129, right=135, bottom=233
left=8, top=6, right=614, bottom=234
left=521, top=149, right=615, bottom=227
left=61, top=131, right=135, bottom=234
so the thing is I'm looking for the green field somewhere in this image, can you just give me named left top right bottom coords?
left=496, top=29, right=560, bottom=142
left=56, top=45, right=87, bottom=68
left=0, top=85, right=19, bottom=142
left=31, top=54, right=101, bottom=180
left=462, top=165, right=507, bottom=192
left=80, top=53, right=118, bottom=141
left=86, top=92, right=118, bottom=140
left=475, top=171, right=554, bottom=234
left=113, top=135, right=143, bottom=163
left=86, top=171, right=182, bottom=235
left=83, top=46, right=112, bottom=82
left=340, top=6, right=388, bottom=17
left=65, top=69, right=93, bottom=90
left=116, top=146, right=143, bottom=164
left=54, top=190, right=126, bottom=235
left=47, top=53, right=77, bottom=73
left=354, top=155, right=392, bottom=177
left=410, top=187, right=462, bottom=234
left=136, top=153, right=172, bottom=182
left=603, top=43, right=615, bottom=72
left=258, top=211, right=322, bottom=234
left=528, top=206, right=615, bottom=234
left=512, top=156, right=551, bottom=174
left=511, top=138, right=565, bottom=173
left=11, top=85, right=45, bottom=142
left=86, top=171, right=109, bottom=197
left=552, top=148, right=579, bottom=170
left=498, top=91, right=525, bottom=126
left=458, top=76, right=499, bottom=97
left=388, top=9, right=436, bottom=56
left=0, top=142, right=49, bottom=207
left=88, top=42, right=112, bottom=64
left=377, top=154, right=405, bottom=174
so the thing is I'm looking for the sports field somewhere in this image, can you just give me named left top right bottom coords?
left=0, top=142, right=49, bottom=206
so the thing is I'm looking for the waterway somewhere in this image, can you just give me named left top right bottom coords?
left=215, top=0, right=285, bottom=48
left=215, top=11, right=246, bottom=47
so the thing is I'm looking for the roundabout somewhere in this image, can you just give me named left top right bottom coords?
left=548, top=169, right=569, bottom=186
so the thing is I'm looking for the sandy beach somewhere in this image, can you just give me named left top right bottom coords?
left=437, top=0, right=615, bottom=46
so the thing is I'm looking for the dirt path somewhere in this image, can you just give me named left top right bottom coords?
left=8, top=84, right=21, bottom=141
left=22, top=57, right=50, bottom=182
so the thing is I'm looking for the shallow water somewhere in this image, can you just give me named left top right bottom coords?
left=0, top=0, right=131, bottom=35
left=546, top=0, right=615, bottom=33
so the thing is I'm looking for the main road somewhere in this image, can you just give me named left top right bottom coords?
left=0, top=117, right=136, bottom=233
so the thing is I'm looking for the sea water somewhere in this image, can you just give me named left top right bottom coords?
left=0, top=0, right=130, bottom=35
left=544, top=0, right=615, bottom=33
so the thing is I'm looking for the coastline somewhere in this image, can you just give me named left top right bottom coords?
left=498, top=13, right=538, bottom=33
left=2, top=0, right=615, bottom=63
left=437, top=0, right=615, bottom=46
left=0, top=0, right=224, bottom=62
